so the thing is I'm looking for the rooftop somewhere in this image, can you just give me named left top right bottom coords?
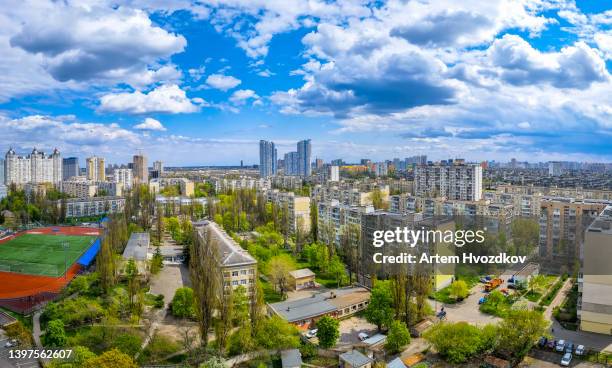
left=588, top=205, right=612, bottom=235
left=268, top=286, right=370, bottom=323
left=289, top=268, right=315, bottom=279
left=194, top=220, right=256, bottom=267
left=122, top=232, right=150, bottom=261
left=339, top=350, right=372, bottom=367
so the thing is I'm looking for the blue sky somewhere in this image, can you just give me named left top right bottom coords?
left=0, top=0, right=610, bottom=166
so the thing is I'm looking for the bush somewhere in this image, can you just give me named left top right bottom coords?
left=424, top=322, right=495, bottom=364
left=171, top=287, right=195, bottom=318
left=45, top=319, right=67, bottom=347
left=111, top=333, right=143, bottom=357
left=539, top=279, right=564, bottom=306
left=386, top=320, right=411, bottom=353
left=316, top=316, right=340, bottom=348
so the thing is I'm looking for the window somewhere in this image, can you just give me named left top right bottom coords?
left=232, top=271, right=239, bottom=277
left=249, top=269, right=255, bottom=274
left=232, top=280, right=238, bottom=286
left=241, top=279, right=247, bottom=285
left=240, top=270, right=247, bottom=275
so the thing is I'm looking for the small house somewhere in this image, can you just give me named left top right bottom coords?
left=288, top=268, right=316, bottom=290
left=339, top=350, right=373, bottom=368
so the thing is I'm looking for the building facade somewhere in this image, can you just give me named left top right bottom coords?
left=259, top=140, right=277, bottom=177
left=86, top=156, right=105, bottom=182
left=113, top=168, right=133, bottom=190
left=297, top=139, right=312, bottom=177
left=194, top=220, right=258, bottom=297
left=62, top=196, right=126, bottom=218
left=62, top=157, right=79, bottom=180
left=5, top=148, right=62, bottom=186
left=579, top=205, right=612, bottom=335
left=133, top=154, right=148, bottom=184
left=414, top=163, right=482, bottom=201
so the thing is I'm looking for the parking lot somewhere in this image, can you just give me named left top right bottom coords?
left=338, top=316, right=377, bottom=344
left=525, top=349, right=603, bottom=367
left=0, top=331, right=39, bottom=368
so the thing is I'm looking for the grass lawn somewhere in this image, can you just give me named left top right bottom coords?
left=0, top=233, right=95, bottom=276
left=260, top=278, right=282, bottom=303
left=432, top=274, right=481, bottom=304
left=524, top=290, right=542, bottom=302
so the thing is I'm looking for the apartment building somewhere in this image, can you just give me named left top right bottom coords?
left=86, top=156, right=105, bottom=182
left=265, top=189, right=311, bottom=234
left=133, top=154, right=148, bottom=184
left=317, top=199, right=374, bottom=247
left=5, top=148, right=62, bottom=186
left=62, top=157, right=79, bottom=180
left=194, top=220, right=257, bottom=296
left=312, top=183, right=390, bottom=207
left=61, top=177, right=97, bottom=198
left=259, top=140, right=277, bottom=177
left=61, top=196, right=125, bottom=218
left=360, top=211, right=455, bottom=290
left=414, top=163, right=482, bottom=201
left=484, top=191, right=542, bottom=218
left=579, top=205, right=612, bottom=335
left=113, top=168, right=133, bottom=190
left=496, top=184, right=612, bottom=201
left=178, top=178, right=195, bottom=196
left=538, top=197, right=611, bottom=268
left=211, top=177, right=271, bottom=193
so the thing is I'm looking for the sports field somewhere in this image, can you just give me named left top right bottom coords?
left=0, top=233, right=95, bottom=277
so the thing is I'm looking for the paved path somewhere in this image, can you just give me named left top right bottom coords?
left=32, top=310, right=42, bottom=349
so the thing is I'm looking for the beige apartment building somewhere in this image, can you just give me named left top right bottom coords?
left=86, top=156, right=105, bottom=182
left=538, top=197, right=610, bottom=268
left=579, top=205, right=612, bottom=335
left=265, top=189, right=311, bottom=234
left=178, top=178, right=195, bottom=197
left=194, top=220, right=257, bottom=297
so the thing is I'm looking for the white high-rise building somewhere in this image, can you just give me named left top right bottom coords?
left=415, top=163, right=482, bottom=201
left=114, top=168, right=133, bottom=190
left=329, top=165, right=340, bottom=182
left=5, top=148, right=62, bottom=186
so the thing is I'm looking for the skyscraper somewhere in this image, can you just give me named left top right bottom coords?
left=284, top=152, right=299, bottom=175
left=5, top=148, right=62, bottom=185
left=259, top=140, right=277, bottom=177
left=0, top=158, right=5, bottom=185
left=133, top=154, right=148, bottom=184
left=153, top=160, right=163, bottom=176
left=86, top=156, right=105, bottom=182
left=297, top=139, right=311, bottom=177
left=62, top=157, right=79, bottom=180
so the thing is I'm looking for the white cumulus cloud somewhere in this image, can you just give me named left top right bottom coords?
left=134, top=117, right=166, bottom=131
left=205, top=74, right=241, bottom=91
left=98, top=84, right=200, bottom=114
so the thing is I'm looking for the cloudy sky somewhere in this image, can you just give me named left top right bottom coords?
left=0, top=0, right=610, bottom=165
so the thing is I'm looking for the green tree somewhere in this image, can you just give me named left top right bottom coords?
left=150, top=246, right=164, bottom=275
left=171, top=287, right=196, bottom=318
left=328, top=255, right=347, bottom=287
left=268, top=255, right=294, bottom=299
left=496, top=309, right=548, bottom=362
left=83, top=348, right=138, bottom=368
left=365, top=280, right=394, bottom=331
left=45, top=319, right=67, bottom=347
left=111, top=333, right=142, bottom=357
left=449, top=280, right=469, bottom=300
left=424, top=322, right=490, bottom=364
left=254, top=316, right=300, bottom=350
left=385, top=320, right=411, bottom=353
left=316, top=315, right=340, bottom=348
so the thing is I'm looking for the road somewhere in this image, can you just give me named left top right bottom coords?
left=0, top=330, right=39, bottom=368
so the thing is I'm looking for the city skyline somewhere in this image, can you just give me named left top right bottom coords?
left=0, top=1, right=611, bottom=165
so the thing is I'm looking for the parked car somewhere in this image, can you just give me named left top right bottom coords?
left=575, top=344, right=585, bottom=356
left=565, top=342, right=574, bottom=354
left=478, top=297, right=487, bottom=304
left=4, top=339, right=17, bottom=348
left=538, top=336, right=548, bottom=348
left=358, top=332, right=369, bottom=341
left=305, top=329, right=318, bottom=339
left=500, top=288, right=510, bottom=296
left=555, top=339, right=566, bottom=352
left=560, top=353, right=572, bottom=367
left=546, top=340, right=556, bottom=349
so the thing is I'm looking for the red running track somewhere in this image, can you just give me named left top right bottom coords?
left=0, top=226, right=100, bottom=299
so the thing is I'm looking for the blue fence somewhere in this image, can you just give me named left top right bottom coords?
left=77, top=238, right=101, bottom=267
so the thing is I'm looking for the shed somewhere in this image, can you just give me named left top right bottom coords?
left=340, top=350, right=373, bottom=368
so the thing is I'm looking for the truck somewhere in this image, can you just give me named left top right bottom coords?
left=485, top=278, right=503, bottom=292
